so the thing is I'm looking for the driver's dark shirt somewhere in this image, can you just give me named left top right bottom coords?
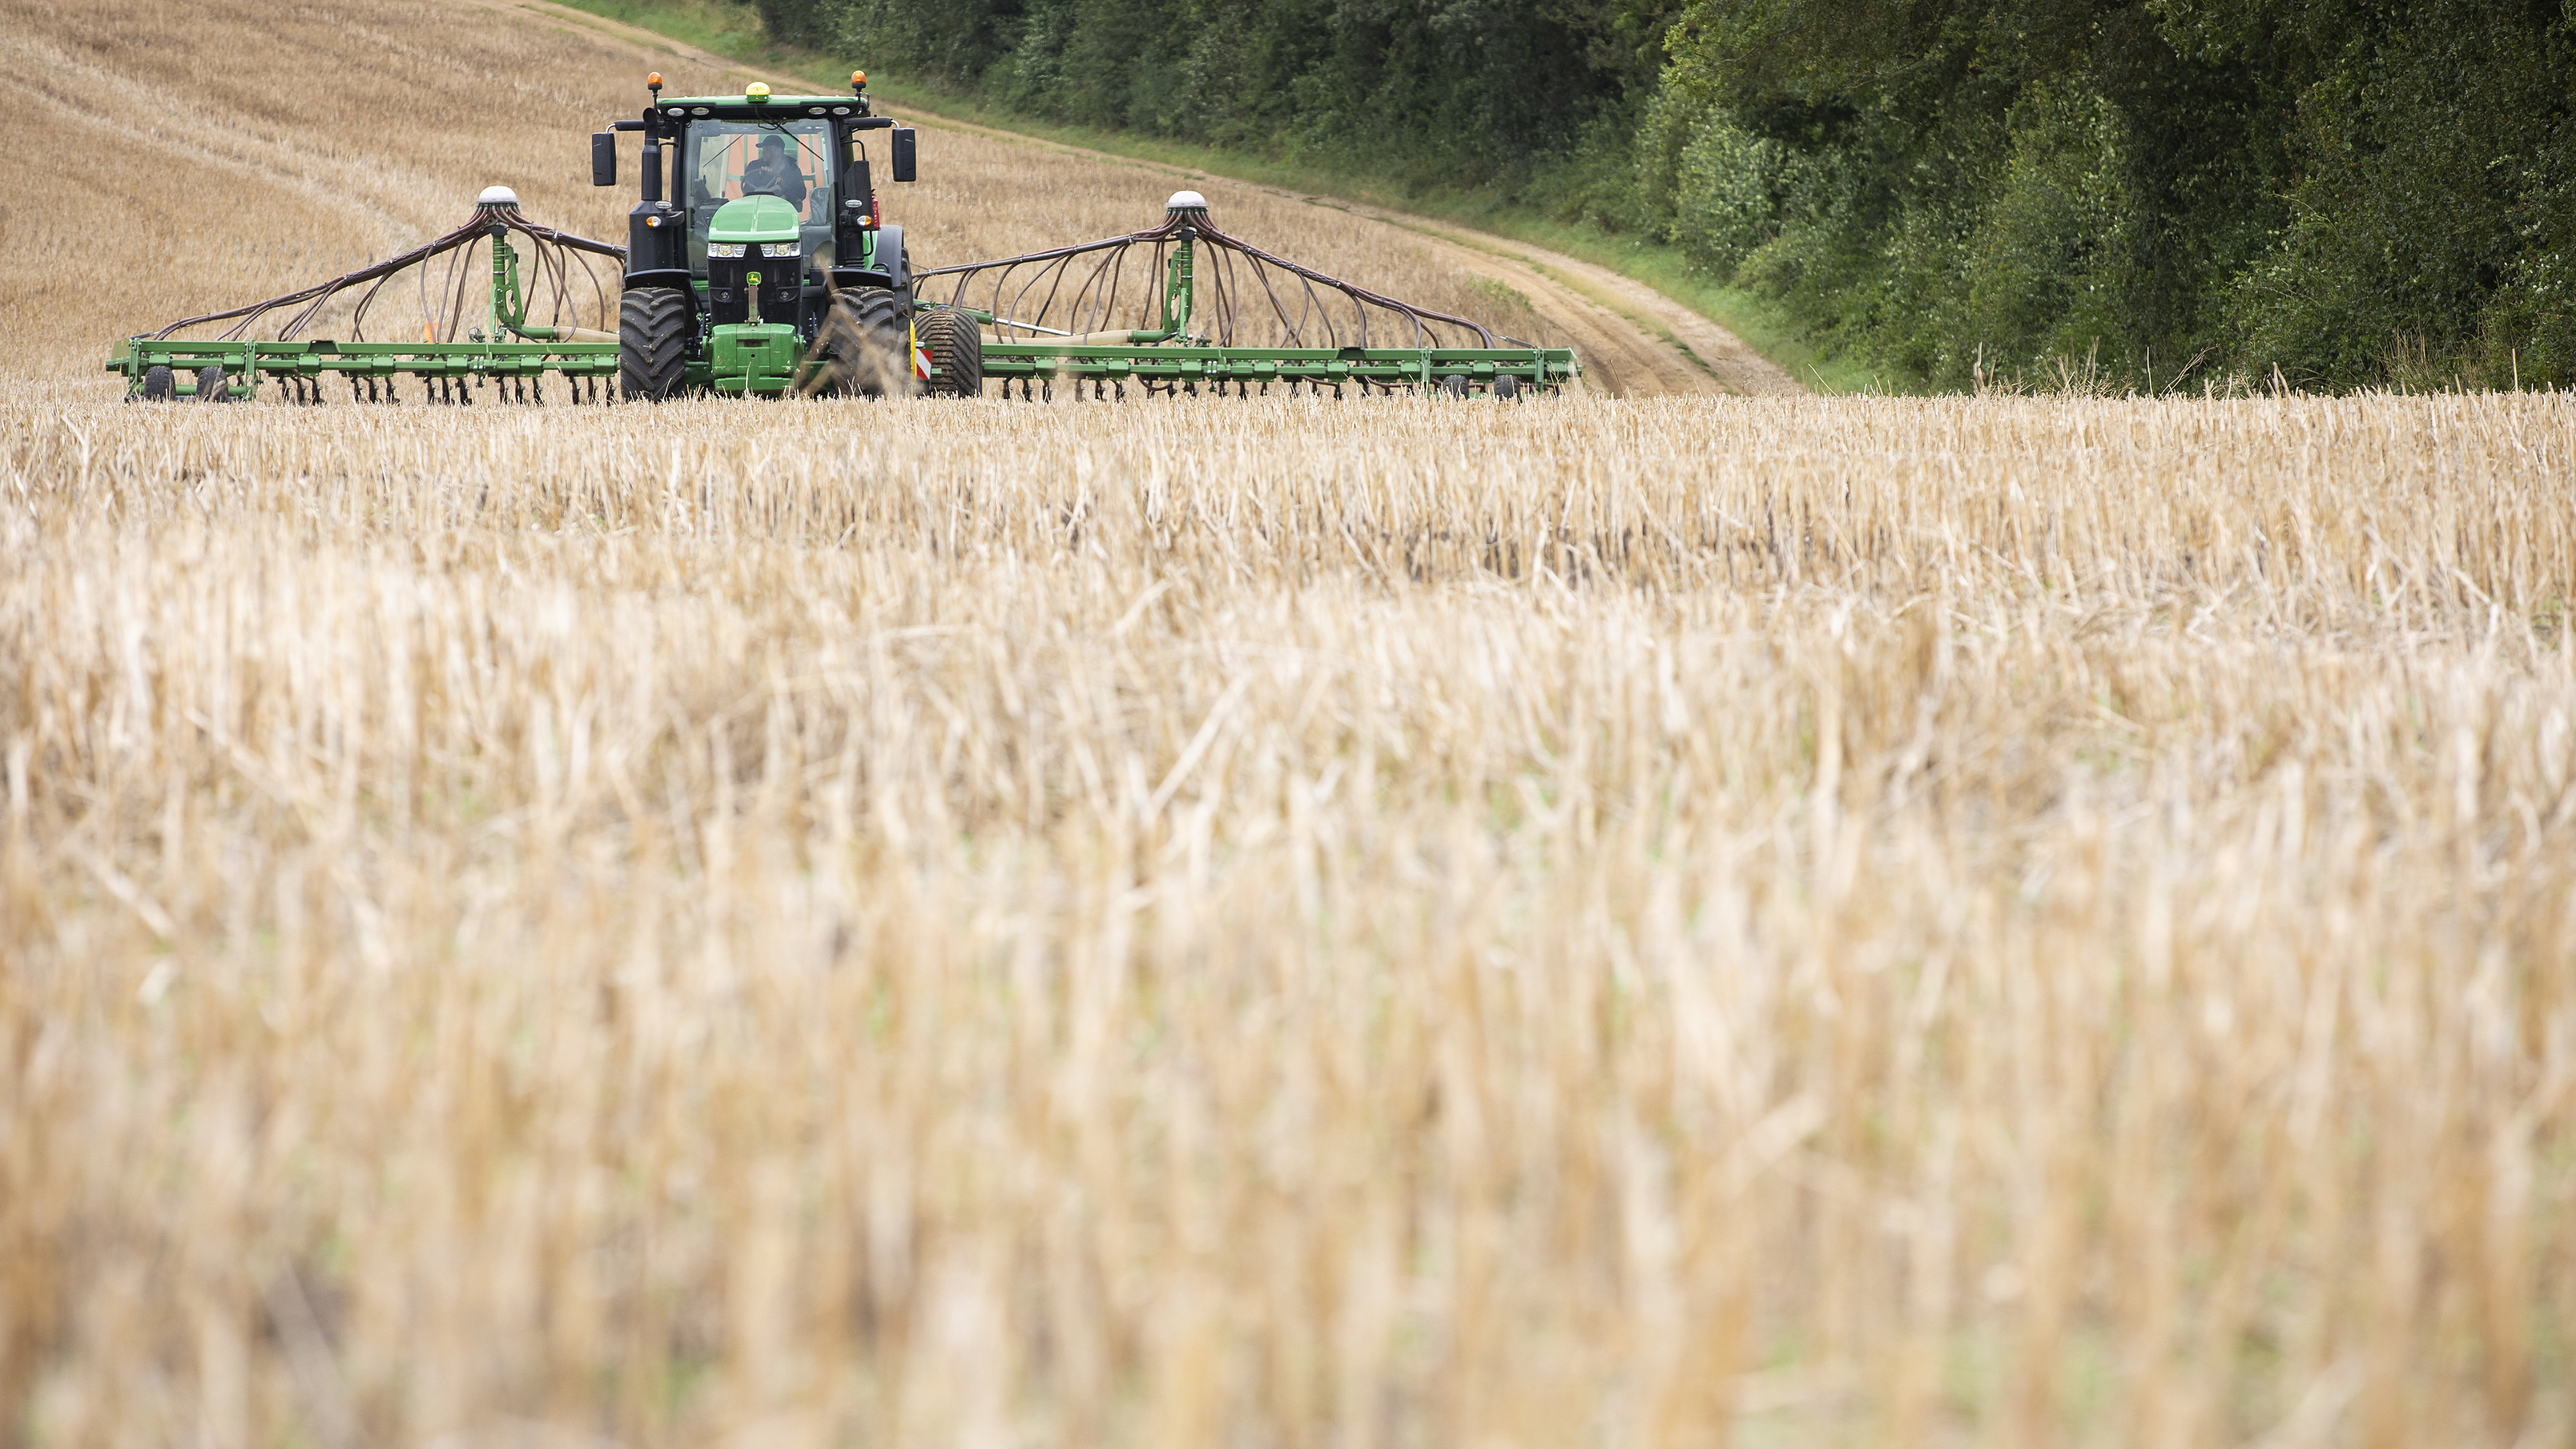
left=743, top=158, right=807, bottom=209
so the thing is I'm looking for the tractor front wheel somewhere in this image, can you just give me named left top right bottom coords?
left=917, top=308, right=983, bottom=398
left=619, top=287, right=692, bottom=401
left=815, top=288, right=910, bottom=397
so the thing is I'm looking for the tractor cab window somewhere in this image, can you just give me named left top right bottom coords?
left=681, top=119, right=834, bottom=272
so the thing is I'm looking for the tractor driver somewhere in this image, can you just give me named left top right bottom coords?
left=741, top=135, right=809, bottom=211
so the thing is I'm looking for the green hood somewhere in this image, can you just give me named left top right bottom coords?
left=708, top=195, right=801, bottom=246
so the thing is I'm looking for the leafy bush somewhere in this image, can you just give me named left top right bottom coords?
left=1671, top=112, right=1781, bottom=271
left=1658, top=0, right=2573, bottom=389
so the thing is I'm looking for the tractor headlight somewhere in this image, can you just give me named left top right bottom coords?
left=708, top=242, right=747, bottom=258
left=762, top=242, right=801, bottom=258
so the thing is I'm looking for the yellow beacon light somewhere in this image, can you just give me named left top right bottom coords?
left=645, top=71, right=663, bottom=91
left=746, top=81, right=772, bottom=102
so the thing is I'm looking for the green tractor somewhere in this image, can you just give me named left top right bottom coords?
left=595, top=71, right=979, bottom=399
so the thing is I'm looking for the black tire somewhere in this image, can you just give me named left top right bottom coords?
left=1493, top=373, right=1521, bottom=401
left=140, top=365, right=174, bottom=401
left=619, top=287, right=692, bottom=401
left=196, top=365, right=231, bottom=403
left=1438, top=374, right=1469, bottom=399
left=916, top=308, right=983, bottom=398
left=814, top=287, right=911, bottom=397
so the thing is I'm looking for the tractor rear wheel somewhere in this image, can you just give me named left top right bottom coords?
left=195, top=365, right=231, bottom=403
left=618, top=287, right=692, bottom=401
left=140, top=365, right=173, bottom=401
left=917, top=308, right=983, bottom=398
left=815, top=287, right=911, bottom=397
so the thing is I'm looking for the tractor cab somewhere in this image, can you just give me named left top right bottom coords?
left=596, top=73, right=918, bottom=395
left=682, top=122, right=833, bottom=279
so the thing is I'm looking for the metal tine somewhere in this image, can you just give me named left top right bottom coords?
left=1084, top=243, right=1128, bottom=337
left=1025, top=251, right=1081, bottom=336
left=1061, top=252, right=1105, bottom=336
left=446, top=236, right=483, bottom=346
left=1159, top=235, right=1176, bottom=328
left=1244, top=252, right=1300, bottom=346
left=1048, top=249, right=1100, bottom=336
left=1068, top=246, right=1126, bottom=336
left=1209, top=243, right=1238, bottom=344
left=983, top=261, right=1019, bottom=333
left=1299, top=271, right=1336, bottom=349
left=1285, top=258, right=1319, bottom=347
left=1001, top=257, right=1069, bottom=337
left=418, top=240, right=444, bottom=343
left=994, top=259, right=1056, bottom=335
left=947, top=261, right=989, bottom=329
left=1200, top=241, right=1227, bottom=341
left=1067, top=249, right=1116, bottom=334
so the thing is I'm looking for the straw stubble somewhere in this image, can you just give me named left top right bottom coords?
left=2, top=387, right=2571, bottom=1449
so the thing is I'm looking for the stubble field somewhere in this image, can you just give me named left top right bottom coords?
left=5, top=2, right=2574, bottom=1448
left=8, top=388, right=2573, bottom=1449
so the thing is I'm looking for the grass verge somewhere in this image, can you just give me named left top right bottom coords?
left=544, top=0, right=1885, bottom=393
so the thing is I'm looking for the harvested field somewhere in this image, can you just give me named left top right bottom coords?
left=3, top=1, right=2573, bottom=1447
left=5, top=388, right=2573, bottom=1448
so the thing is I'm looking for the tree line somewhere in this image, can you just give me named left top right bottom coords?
left=757, top=0, right=2575, bottom=390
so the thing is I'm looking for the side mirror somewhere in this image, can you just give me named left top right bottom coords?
left=591, top=132, right=617, bottom=187
left=891, top=128, right=916, bottom=183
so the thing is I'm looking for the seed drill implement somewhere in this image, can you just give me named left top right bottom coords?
left=911, top=191, right=1575, bottom=399
left=107, top=72, right=1577, bottom=402
left=103, top=187, right=627, bottom=404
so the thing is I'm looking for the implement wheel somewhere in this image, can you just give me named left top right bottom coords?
left=917, top=308, right=983, bottom=398
left=814, top=287, right=910, bottom=397
left=1493, top=374, right=1521, bottom=401
left=195, top=365, right=231, bottom=403
left=140, top=365, right=173, bottom=401
left=619, top=287, right=691, bottom=401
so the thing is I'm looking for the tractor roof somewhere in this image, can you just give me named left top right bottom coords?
left=657, top=95, right=861, bottom=120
